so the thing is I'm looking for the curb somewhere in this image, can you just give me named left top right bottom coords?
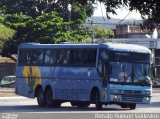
left=0, top=96, right=30, bottom=100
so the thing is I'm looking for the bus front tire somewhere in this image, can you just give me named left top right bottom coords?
left=78, top=102, right=90, bottom=107
left=95, top=91, right=102, bottom=110
left=129, top=104, right=136, bottom=110
left=36, top=88, right=46, bottom=107
left=70, top=102, right=90, bottom=107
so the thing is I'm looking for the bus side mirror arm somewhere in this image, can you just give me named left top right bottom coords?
left=152, top=67, right=156, bottom=79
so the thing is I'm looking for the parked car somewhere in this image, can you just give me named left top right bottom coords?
left=153, top=80, right=160, bottom=88
left=0, top=76, right=16, bottom=88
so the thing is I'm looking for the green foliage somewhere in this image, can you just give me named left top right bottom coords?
left=71, top=3, right=88, bottom=23
left=94, top=26, right=114, bottom=40
left=0, top=0, right=94, bottom=22
left=0, top=1, right=94, bottom=56
left=1, top=11, right=90, bottom=56
left=77, top=0, right=160, bottom=26
left=0, top=23, right=15, bottom=53
left=1, top=0, right=160, bottom=25
left=73, top=0, right=160, bottom=23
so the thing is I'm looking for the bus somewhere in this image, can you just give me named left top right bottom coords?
left=16, top=43, right=152, bottom=110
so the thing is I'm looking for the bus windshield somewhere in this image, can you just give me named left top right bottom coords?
left=110, top=62, right=151, bottom=85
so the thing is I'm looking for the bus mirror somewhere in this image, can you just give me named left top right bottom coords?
left=110, top=65, right=112, bottom=75
left=102, top=59, right=107, bottom=63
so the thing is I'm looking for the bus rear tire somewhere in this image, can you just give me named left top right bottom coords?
left=45, top=88, right=54, bottom=107
left=70, top=102, right=77, bottom=107
left=45, top=88, right=61, bottom=107
left=36, top=87, right=46, bottom=107
left=53, top=101, right=61, bottom=107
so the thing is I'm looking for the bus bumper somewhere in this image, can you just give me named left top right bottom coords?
left=109, top=94, right=151, bottom=104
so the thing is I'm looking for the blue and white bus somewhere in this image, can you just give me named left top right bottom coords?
left=16, top=43, right=152, bottom=109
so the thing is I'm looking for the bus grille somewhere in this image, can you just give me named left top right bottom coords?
left=122, top=95, right=143, bottom=103
left=123, top=90, right=142, bottom=94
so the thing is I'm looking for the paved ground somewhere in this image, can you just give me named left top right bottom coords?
left=0, top=89, right=160, bottom=119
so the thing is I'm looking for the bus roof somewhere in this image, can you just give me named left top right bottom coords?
left=19, top=43, right=98, bottom=49
left=99, top=43, right=151, bottom=54
left=19, top=43, right=151, bottom=54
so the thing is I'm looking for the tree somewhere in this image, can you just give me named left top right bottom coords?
left=1, top=11, right=90, bottom=56
left=0, top=0, right=94, bottom=21
left=1, top=0, right=160, bottom=25
left=0, top=23, right=15, bottom=54
left=94, top=26, right=114, bottom=41
left=74, top=0, right=160, bottom=27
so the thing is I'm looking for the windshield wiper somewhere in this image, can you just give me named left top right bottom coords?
left=134, top=79, right=151, bottom=86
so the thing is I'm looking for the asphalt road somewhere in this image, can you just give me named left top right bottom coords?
left=0, top=90, right=160, bottom=119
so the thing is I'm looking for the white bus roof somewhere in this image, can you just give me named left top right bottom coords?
left=19, top=42, right=151, bottom=54
left=100, top=43, right=151, bottom=54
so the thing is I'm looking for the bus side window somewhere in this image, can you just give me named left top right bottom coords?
left=63, top=50, right=70, bottom=65
left=70, top=50, right=82, bottom=66
left=37, top=50, right=44, bottom=64
left=18, top=49, right=29, bottom=65
left=57, top=51, right=65, bottom=65
left=83, top=50, right=96, bottom=66
left=31, top=50, right=43, bottom=65
left=26, top=50, right=32, bottom=65
left=44, top=50, right=56, bottom=65
left=89, top=50, right=96, bottom=66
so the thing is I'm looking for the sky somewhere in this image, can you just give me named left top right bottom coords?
left=93, top=2, right=142, bottom=20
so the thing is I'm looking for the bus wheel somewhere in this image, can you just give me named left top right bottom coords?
left=77, top=102, right=90, bottom=108
left=121, top=103, right=128, bottom=108
left=36, top=87, right=46, bottom=107
left=53, top=101, right=61, bottom=107
left=129, top=104, right=136, bottom=110
left=95, top=91, right=102, bottom=110
left=45, top=88, right=53, bottom=107
left=70, top=102, right=77, bottom=107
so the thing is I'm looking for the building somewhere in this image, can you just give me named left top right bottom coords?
left=0, top=57, right=15, bottom=81
left=115, top=24, right=153, bottom=38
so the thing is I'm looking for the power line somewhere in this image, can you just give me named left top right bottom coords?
left=84, top=22, right=120, bottom=25
left=118, top=11, right=131, bottom=24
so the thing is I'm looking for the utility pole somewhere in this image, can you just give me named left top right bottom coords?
left=68, top=4, right=71, bottom=31
left=88, top=19, right=94, bottom=43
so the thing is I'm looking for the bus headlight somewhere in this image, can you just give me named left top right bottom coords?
left=142, top=90, right=151, bottom=95
left=143, top=97, right=150, bottom=103
left=112, top=95, right=120, bottom=102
